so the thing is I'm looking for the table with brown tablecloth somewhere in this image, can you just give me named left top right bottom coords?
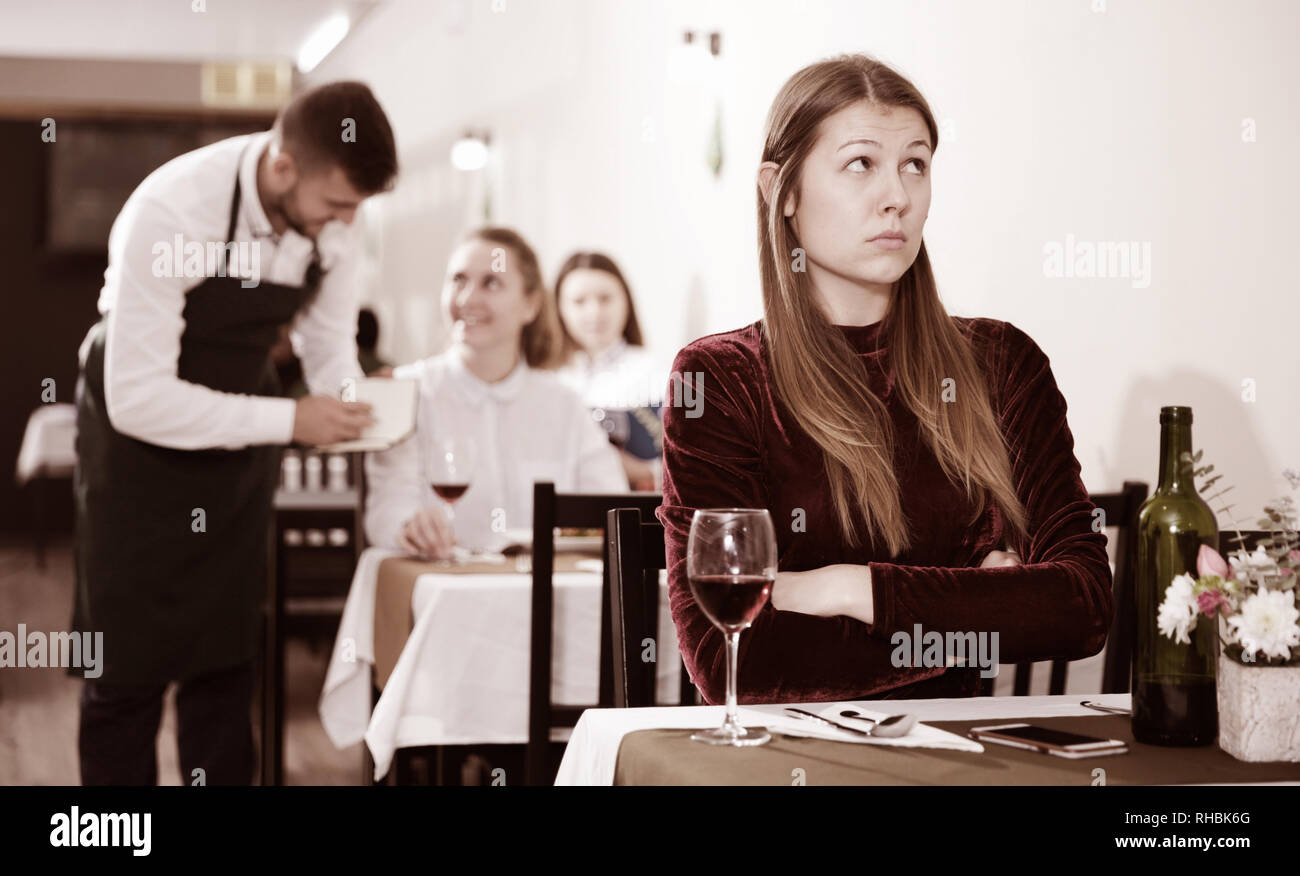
left=613, top=714, right=1300, bottom=785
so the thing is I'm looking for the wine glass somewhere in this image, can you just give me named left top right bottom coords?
left=687, top=508, right=777, bottom=746
left=427, top=436, right=476, bottom=563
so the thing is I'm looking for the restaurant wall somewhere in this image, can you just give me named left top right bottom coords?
left=309, top=0, right=1300, bottom=524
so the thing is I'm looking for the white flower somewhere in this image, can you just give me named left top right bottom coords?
left=1228, top=545, right=1276, bottom=585
left=1218, top=612, right=1239, bottom=646
left=1157, top=573, right=1199, bottom=645
left=1226, top=588, right=1300, bottom=661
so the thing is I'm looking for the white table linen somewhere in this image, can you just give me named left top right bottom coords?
left=319, top=546, right=682, bottom=780
left=555, top=692, right=1135, bottom=786
left=15, top=404, right=77, bottom=484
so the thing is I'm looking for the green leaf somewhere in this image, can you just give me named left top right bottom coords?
left=1193, top=449, right=1204, bottom=462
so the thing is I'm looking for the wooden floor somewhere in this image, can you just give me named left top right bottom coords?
left=0, top=534, right=363, bottom=785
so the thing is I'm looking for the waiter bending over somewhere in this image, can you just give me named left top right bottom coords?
left=71, top=81, right=398, bottom=785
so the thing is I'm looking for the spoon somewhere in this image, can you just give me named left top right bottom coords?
left=838, top=710, right=918, bottom=737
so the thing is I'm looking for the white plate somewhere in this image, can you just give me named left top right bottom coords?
left=499, top=528, right=602, bottom=553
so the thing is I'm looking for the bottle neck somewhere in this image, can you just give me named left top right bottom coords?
left=1157, top=422, right=1196, bottom=495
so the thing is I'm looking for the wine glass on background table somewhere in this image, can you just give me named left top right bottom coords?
left=687, top=508, right=777, bottom=746
left=428, top=436, right=476, bottom=563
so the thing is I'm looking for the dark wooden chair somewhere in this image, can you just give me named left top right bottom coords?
left=982, top=480, right=1149, bottom=697
left=606, top=506, right=698, bottom=708
left=263, top=451, right=367, bottom=786
left=525, top=482, right=662, bottom=786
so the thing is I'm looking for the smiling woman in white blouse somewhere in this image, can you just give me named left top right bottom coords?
left=364, top=227, right=628, bottom=559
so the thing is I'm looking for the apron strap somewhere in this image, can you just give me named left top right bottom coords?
left=225, top=146, right=246, bottom=244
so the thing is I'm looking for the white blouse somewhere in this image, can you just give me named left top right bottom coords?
left=554, top=339, right=669, bottom=489
left=553, top=338, right=668, bottom=410
left=364, top=349, right=629, bottom=552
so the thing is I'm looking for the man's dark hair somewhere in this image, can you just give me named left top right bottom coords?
left=274, top=81, right=398, bottom=194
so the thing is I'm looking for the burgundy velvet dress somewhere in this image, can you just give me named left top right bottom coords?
left=657, top=315, right=1114, bottom=705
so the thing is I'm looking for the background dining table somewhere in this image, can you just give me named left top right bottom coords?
left=557, top=692, right=1300, bottom=786
left=318, top=546, right=682, bottom=781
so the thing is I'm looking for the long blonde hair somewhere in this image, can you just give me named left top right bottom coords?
left=758, top=53, right=1028, bottom=558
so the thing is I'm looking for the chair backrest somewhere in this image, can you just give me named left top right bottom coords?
left=606, top=506, right=698, bottom=709
left=1092, top=480, right=1149, bottom=695
left=986, top=480, right=1148, bottom=697
left=525, top=482, right=662, bottom=786
left=994, top=485, right=1277, bottom=698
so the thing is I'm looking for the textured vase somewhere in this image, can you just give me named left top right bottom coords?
left=1216, top=653, right=1300, bottom=762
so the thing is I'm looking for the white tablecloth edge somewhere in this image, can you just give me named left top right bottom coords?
left=554, top=692, right=1136, bottom=786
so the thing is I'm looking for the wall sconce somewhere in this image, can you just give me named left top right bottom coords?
left=450, top=130, right=491, bottom=171
left=682, top=30, right=722, bottom=57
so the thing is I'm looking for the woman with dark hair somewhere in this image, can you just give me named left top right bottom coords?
left=365, top=228, right=626, bottom=557
left=659, top=54, right=1114, bottom=705
left=553, top=252, right=667, bottom=490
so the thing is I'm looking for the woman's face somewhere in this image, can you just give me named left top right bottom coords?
left=557, top=267, right=629, bottom=356
left=773, top=100, right=932, bottom=297
left=441, top=238, right=540, bottom=352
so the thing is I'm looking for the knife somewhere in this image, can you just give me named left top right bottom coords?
left=784, top=707, right=873, bottom=737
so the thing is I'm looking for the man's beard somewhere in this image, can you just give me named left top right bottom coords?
left=275, top=186, right=313, bottom=239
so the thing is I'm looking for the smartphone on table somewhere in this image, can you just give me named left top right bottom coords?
left=970, top=723, right=1128, bottom=758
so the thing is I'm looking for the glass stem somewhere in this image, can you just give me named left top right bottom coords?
left=724, top=629, right=740, bottom=730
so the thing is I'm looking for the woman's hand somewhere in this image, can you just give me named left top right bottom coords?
left=619, top=451, right=656, bottom=491
left=769, top=564, right=874, bottom=625
left=979, top=549, right=1022, bottom=568
left=398, top=506, right=456, bottom=560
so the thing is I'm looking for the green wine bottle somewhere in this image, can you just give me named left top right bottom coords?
left=1131, top=406, right=1220, bottom=745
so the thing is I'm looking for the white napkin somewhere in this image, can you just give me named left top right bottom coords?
left=747, top=702, right=984, bottom=752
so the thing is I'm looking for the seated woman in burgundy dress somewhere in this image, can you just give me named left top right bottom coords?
left=659, top=53, right=1114, bottom=705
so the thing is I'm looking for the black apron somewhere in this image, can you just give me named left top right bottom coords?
left=71, top=156, right=323, bottom=686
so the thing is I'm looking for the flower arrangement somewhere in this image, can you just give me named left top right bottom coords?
left=1156, top=459, right=1300, bottom=666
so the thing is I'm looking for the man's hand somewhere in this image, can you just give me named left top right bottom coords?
left=291, top=395, right=374, bottom=446
left=979, top=549, right=1022, bottom=568
left=398, top=506, right=456, bottom=561
left=769, top=564, right=873, bottom=625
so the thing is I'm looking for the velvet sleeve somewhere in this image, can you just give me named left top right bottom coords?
left=657, top=334, right=948, bottom=705
left=866, top=321, right=1114, bottom=663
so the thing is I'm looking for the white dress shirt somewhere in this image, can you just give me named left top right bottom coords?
left=78, top=131, right=365, bottom=451
left=364, top=349, right=629, bottom=553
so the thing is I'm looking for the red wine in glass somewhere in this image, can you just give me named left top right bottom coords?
left=688, top=574, right=772, bottom=630
left=687, top=508, right=777, bottom=746
left=426, top=437, right=475, bottom=562
left=431, top=483, right=470, bottom=502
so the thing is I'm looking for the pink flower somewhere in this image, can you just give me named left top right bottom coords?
left=1290, top=549, right=1300, bottom=566
left=1197, top=589, right=1231, bottom=618
left=1197, top=544, right=1230, bottom=579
